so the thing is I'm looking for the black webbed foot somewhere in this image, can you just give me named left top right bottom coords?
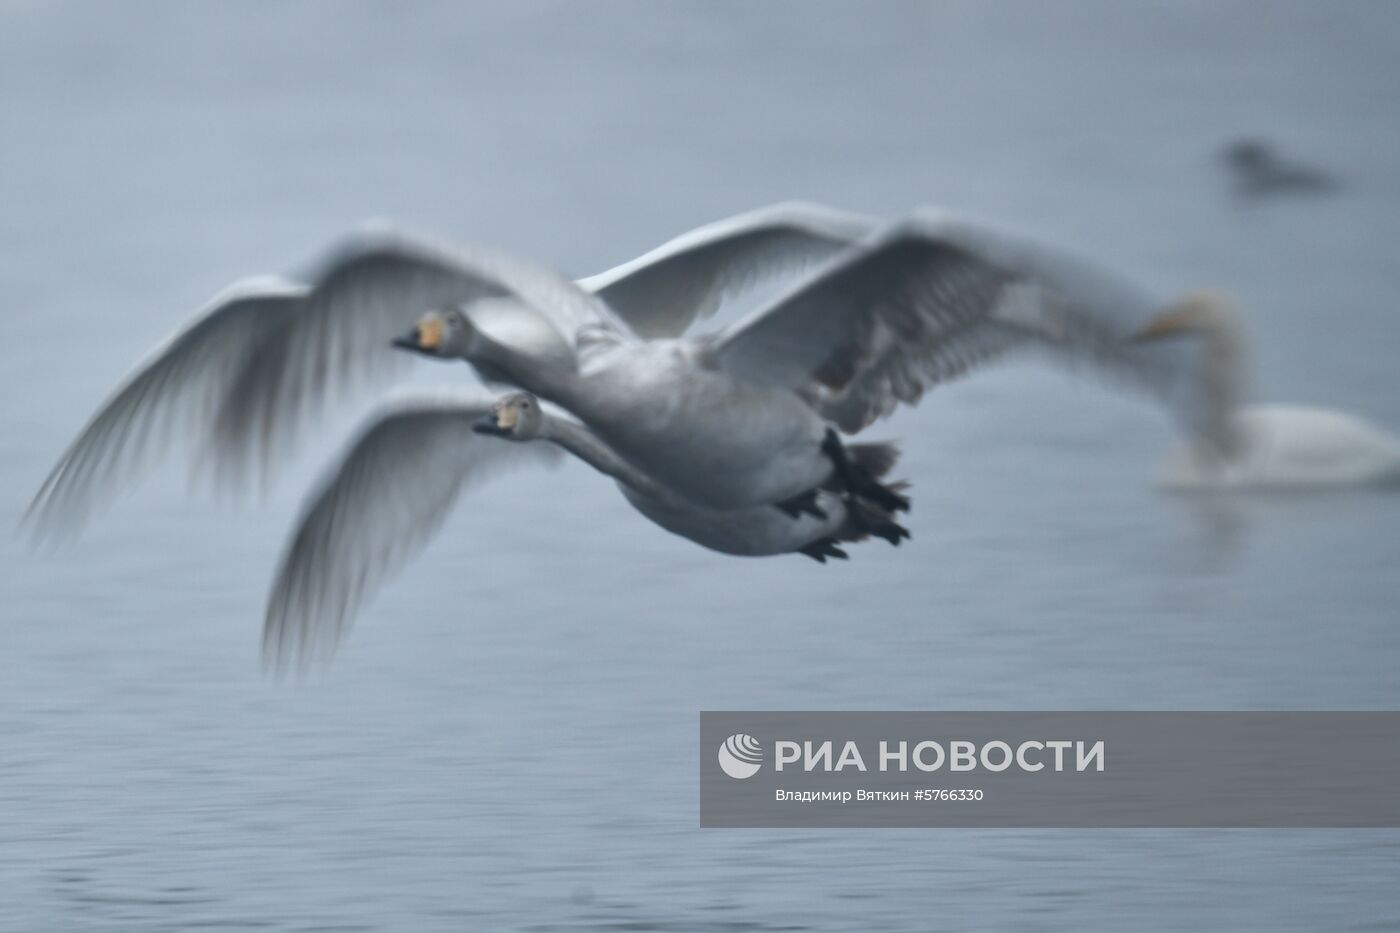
left=822, top=428, right=911, bottom=513
left=799, top=538, right=849, bottom=563
left=775, top=488, right=828, bottom=520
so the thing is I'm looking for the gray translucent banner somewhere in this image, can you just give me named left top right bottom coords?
left=700, top=712, right=1400, bottom=828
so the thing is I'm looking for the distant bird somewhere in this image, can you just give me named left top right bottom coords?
left=263, top=389, right=909, bottom=667
left=1134, top=293, right=1400, bottom=489
left=1222, top=139, right=1337, bottom=198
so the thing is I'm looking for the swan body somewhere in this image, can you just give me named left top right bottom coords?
left=263, top=389, right=906, bottom=666
left=560, top=337, right=833, bottom=510
left=615, top=482, right=847, bottom=556
left=477, top=392, right=905, bottom=559
left=1156, top=405, right=1400, bottom=490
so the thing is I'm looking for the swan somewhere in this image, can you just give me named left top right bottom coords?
left=28, top=201, right=1161, bottom=539
left=588, top=209, right=1174, bottom=513
left=1134, top=292, right=1400, bottom=489
left=264, top=389, right=909, bottom=667
left=382, top=211, right=1174, bottom=515
left=26, top=201, right=876, bottom=538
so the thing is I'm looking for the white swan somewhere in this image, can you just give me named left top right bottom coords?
left=264, top=389, right=908, bottom=667
left=30, top=200, right=1162, bottom=541
left=383, top=210, right=1169, bottom=516
left=1134, top=293, right=1400, bottom=489
left=26, top=201, right=876, bottom=538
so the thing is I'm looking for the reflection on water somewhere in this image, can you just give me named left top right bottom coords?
left=3, top=1, right=1400, bottom=930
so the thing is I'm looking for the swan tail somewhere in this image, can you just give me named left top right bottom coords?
left=846, top=441, right=900, bottom=479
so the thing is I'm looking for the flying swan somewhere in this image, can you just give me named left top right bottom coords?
left=263, top=388, right=909, bottom=666
left=27, top=200, right=1171, bottom=542
left=26, top=201, right=881, bottom=539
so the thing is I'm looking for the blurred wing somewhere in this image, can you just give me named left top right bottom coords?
left=577, top=201, right=876, bottom=338
left=710, top=210, right=1174, bottom=432
left=262, top=388, right=563, bottom=671
left=24, top=277, right=306, bottom=541
left=213, top=222, right=617, bottom=478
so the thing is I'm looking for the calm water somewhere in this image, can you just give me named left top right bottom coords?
left=4, top=2, right=1400, bottom=930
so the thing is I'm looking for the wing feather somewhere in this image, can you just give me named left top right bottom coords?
left=30, top=223, right=612, bottom=538
left=262, top=388, right=562, bottom=672
left=712, top=211, right=1176, bottom=432
left=212, top=222, right=614, bottom=479
left=24, top=278, right=305, bottom=541
left=578, top=201, right=875, bottom=337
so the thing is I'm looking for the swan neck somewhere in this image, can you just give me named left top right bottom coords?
left=540, top=416, right=662, bottom=494
left=465, top=330, right=581, bottom=403
left=1195, top=313, right=1247, bottom=460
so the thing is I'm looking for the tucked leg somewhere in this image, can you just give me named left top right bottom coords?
left=821, top=429, right=911, bottom=513
left=775, top=488, right=828, bottom=520
left=799, top=538, right=849, bottom=563
left=848, top=497, right=912, bottom=546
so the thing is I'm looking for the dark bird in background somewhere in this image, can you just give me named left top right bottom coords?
left=1222, top=139, right=1338, bottom=198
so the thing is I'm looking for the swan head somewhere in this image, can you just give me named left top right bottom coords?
left=472, top=392, right=544, bottom=440
left=1133, top=290, right=1243, bottom=350
left=392, top=308, right=472, bottom=359
left=1135, top=290, right=1249, bottom=462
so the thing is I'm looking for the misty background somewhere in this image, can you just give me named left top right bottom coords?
left=3, top=2, right=1399, bottom=930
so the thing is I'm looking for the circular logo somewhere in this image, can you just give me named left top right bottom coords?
left=717, top=733, right=763, bottom=779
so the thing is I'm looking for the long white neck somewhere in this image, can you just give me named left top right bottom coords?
left=536, top=414, right=669, bottom=498
left=1164, top=295, right=1248, bottom=463
left=1198, top=312, right=1246, bottom=460
left=462, top=329, right=582, bottom=407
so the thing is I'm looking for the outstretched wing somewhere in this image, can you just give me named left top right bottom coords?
left=578, top=201, right=875, bottom=337
left=262, top=388, right=563, bottom=672
left=710, top=210, right=1174, bottom=433
left=211, top=222, right=615, bottom=478
left=28, top=223, right=612, bottom=538
left=25, top=278, right=305, bottom=542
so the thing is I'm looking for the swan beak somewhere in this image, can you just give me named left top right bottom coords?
left=392, top=316, right=444, bottom=353
left=1132, top=315, right=1185, bottom=343
left=472, top=414, right=507, bottom=436
left=391, top=328, right=423, bottom=351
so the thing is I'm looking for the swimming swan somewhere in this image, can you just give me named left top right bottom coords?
left=1134, top=293, right=1400, bottom=489
left=264, top=389, right=908, bottom=667
left=26, top=201, right=876, bottom=539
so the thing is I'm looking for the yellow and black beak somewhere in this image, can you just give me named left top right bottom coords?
left=473, top=405, right=518, bottom=436
left=1132, top=313, right=1187, bottom=343
left=472, top=413, right=506, bottom=436
left=391, top=327, right=422, bottom=351
left=391, top=315, right=445, bottom=354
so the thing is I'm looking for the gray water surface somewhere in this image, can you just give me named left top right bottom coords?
left=3, top=2, right=1400, bottom=930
